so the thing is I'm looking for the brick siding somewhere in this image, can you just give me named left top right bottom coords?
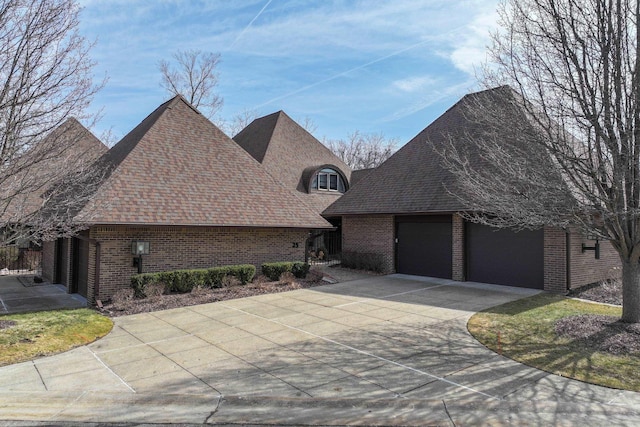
left=452, top=214, right=465, bottom=281
left=567, top=232, right=620, bottom=289
left=543, top=227, right=567, bottom=293
left=86, top=225, right=309, bottom=302
left=342, top=215, right=395, bottom=273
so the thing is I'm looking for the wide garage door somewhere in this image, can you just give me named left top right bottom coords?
left=466, top=223, right=543, bottom=289
left=396, top=216, right=452, bottom=279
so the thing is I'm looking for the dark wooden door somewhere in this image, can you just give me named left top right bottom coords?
left=71, top=236, right=89, bottom=297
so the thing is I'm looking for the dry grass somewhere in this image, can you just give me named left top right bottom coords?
left=468, top=293, right=640, bottom=391
left=0, top=309, right=113, bottom=366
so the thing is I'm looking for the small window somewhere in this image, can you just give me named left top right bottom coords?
left=318, top=173, right=328, bottom=190
left=312, top=168, right=346, bottom=193
left=329, top=174, right=338, bottom=190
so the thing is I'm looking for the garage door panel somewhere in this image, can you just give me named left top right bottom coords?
left=397, top=221, right=452, bottom=278
left=466, top=224, right=543, bottom=289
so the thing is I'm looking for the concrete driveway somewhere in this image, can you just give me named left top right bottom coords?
left=1, top=275, right=640, bottom=425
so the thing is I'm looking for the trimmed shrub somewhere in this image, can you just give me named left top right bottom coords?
left=204, top=264, right=255, bottom=287
left=262, top=261, right=310, bottom=281
left=291, top=262, right=310, bottom=279
left=131, top=272, right=159, bottom=298
left=233, top=264, right=256, bottom=284
left=341, top=251, right=385, bottom=273
left=130, top=264, right=256, bottom=298
left=262, top=262, right=291, bottom=281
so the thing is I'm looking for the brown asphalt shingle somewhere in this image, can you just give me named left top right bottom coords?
left=1, top=118, right=107, bottom=222
left=75, top=96, right=332, bottom=229
left=323, top=86, right=533, bottom=216
left=234, top=111, right=352, bottom=214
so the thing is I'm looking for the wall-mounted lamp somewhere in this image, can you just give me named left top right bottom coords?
left=581, top=238, right=600, bottom=260
left=131, top=240, right=150, bottom=274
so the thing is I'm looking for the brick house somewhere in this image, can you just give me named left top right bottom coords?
left=324, top=87, right=620, bottom=292
left=234, top=111, right=352, bottom=260
left=41, top=96, right=331, bottom=303
left=233, top=110, right=352, bottom=214
left=1, top=118, right=107, bottom=273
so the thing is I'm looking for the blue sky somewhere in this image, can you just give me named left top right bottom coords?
left=78, top=0, right=499, bottom=145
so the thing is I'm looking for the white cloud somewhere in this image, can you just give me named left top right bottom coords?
left=449, top=9, right=499, bottom=75
left=382, top=80, right=474, bottom=122
left=392, top=76, right=438, bottom=93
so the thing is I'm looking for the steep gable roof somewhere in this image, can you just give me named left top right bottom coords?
left=233, top=111, right=351, bottom=213
left=75, top=96, right=331, bottom=229
left=323, top=86, right=531, bottom=216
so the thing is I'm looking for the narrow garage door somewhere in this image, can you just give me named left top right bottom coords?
left=466, top=223, right=543, bottom=289
left=396, top=216, right=452, bottom=279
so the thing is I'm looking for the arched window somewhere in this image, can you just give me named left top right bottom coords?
left=311, top=168, right=347, bottom=193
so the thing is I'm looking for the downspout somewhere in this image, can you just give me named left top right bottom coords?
left=94, top=241, right=101, bottom=306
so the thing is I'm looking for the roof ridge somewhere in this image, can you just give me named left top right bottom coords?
left=269, top=111, right=350, bottom=171
left=73, top=96, right=331, bottom=228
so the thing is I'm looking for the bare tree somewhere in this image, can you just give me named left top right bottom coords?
left=325, top=131, right=398, bottom=170
left=0, top=0, right=103, bottom=243
left=159, top=50, right=223, bottom=118
left=437, top=0, right=640, bottom=322
left=219, top=108, right=259, bottom=138
left=299, top=116, right=318, bottom=135
left=98, top=128, right=120, bottom=148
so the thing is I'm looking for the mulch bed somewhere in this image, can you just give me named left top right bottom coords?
left=101, top=273, right=328, bottom=317
left=559, top=279, right=640, bottom=356
left=556, top=314, right=640, bottom=355
left=568, top=279, right=622, bottom=306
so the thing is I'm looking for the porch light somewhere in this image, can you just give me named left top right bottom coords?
left=581, top=238, right=600, bottom=260
left=131, top=240, right=150, bottom=273
left=131, top=241, right=150, bottom=256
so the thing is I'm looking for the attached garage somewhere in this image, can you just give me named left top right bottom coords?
left=466, top=223, right=544, bottom=289
left=396, top=216, right=452, bottom=279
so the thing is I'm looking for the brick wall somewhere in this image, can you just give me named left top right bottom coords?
left=41, top=240, right=55, bottom=282
left=342, top=215, right=395, bottom=273
left=88, top=225, right=309, bottom=301
left=452, top=214, right=465, bottom=281
left=543, top=227, right=567, bottom=293
left=567, top=233, right=620, bottom=289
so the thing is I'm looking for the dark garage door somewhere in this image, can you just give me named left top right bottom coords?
left=466, top=223, right=543, bottom=289
left=396, top=216, right=452, bottom=279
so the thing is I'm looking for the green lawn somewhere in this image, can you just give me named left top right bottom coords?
left=0, top=309, right=113, bottom=366
left=468, top=293, right=640, bottom=391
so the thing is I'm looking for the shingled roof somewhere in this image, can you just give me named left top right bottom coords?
left=233, top=111, right=352, bottom=214
left=1, top=118, right=107, bottom=222
left=323, top=86, right=531, bottom=216
left=74, top=96, right=331, bottom=229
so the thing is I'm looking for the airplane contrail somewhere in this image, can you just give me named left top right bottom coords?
left=253, top=38, right=433, bottom=109
left=228, top=0, right=274, bottom=50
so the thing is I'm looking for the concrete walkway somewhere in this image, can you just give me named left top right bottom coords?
left=0, top=275, right=86, bottom=314
left=1, top=275, right=640, bottom=425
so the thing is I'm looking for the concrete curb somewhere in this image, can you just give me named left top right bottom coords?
left=1, top=393, right=640, bottom=425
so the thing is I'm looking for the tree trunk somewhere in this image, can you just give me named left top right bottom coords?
left=622, top=258, right=640, bottom=323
